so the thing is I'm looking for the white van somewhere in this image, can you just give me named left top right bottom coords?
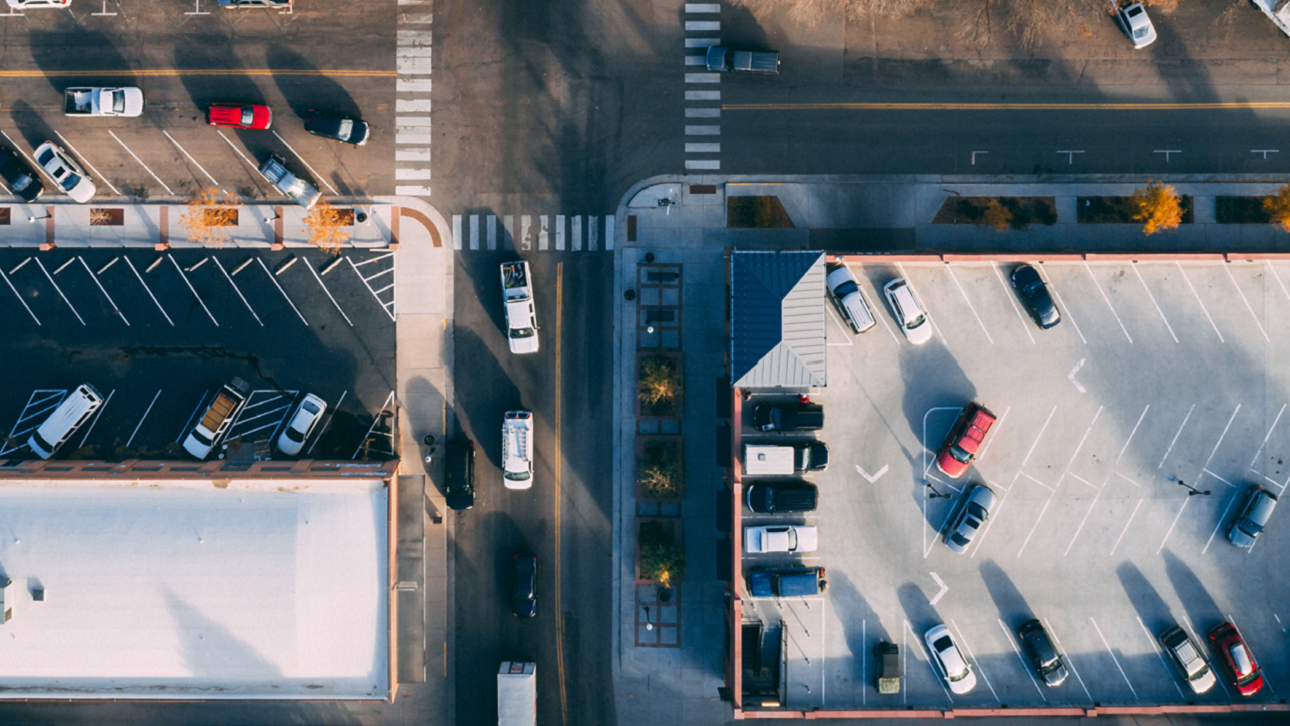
left=744, top=444, right=795, bottom=476
left=28, top=384, right=103, bottom=459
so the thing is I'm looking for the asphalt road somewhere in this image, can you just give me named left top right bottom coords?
left=450, top=251, right=615, bottom=726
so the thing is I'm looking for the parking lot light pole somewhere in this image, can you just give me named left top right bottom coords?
left=27, top=211, right=50, bottom=223
left=924, top=480, right=951, bottom=499
left=1175, top=478, right=1210, bottom=496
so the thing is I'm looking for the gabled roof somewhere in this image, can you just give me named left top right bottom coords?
left=731, top=251, right=826, bottom=389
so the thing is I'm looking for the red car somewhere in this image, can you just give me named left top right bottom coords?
left=1208, top=622, right=1263, bottom=696
left=935, top=403, right=997, bottom=479
left=206, top=103, right=272, bottom=130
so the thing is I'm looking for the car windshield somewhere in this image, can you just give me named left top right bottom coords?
left=60, top=172, right=82, bottom=190
left=905, top=313, right=926, bottom=329
left=833, top=281, right=858, bottom=297
left=505, top=469, right=531, bottom=481
left=112, top=92, right=125, bottom=114
left=241, top=108, right=255, bottom=126
left=12, top=174, right=33, bottom=192
left=949, top=532, right=970, bottom=547
left=966, top=503, right=988, bottom=520
left=512, top=327, right=536, bottom=338
left=36, top=148, right=54, bottom=166
left=1134, top=26, right=1149, bottom=39
left=786, top=529, right=798, bottom=549
left=949, top=443, right=972, bottom=463
left=285, top=427, right=305, bottom=443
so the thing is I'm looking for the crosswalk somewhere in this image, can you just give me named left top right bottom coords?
left=451, top=214, right=615, bottom=252
left=396, top=0, right=434, bottom=197
left=683, top=3, right=721, bottom=171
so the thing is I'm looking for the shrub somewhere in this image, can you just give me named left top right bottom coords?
left=639, top=521, right=686, bottom=588
left=1264, top=185, right=1290, bottom=232
left=981, top=199, right=1011, bottom=231
left=1132, top=180, right=1183, bottom=236
left=638, top=440, right=683, bottom=499
left=639, top=356, right=681, bottom=415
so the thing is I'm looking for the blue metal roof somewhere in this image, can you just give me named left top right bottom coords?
left=730, top=251, right=826, bottom=389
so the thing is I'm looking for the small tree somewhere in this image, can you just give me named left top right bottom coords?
left=179, top=187, right=242, bottom=247
left=639, top=522, right=687, bottom=589
left=981, top=199, right=1011, bottom=232
left=638, top=440, right=683, bottom=499
left=1132, top=180, right=1183, bottom=236
left=304, top=200, right=350, bottom=255
left=639, top=356, right=681, bottom=415
left=1264, top=184, right=1290, bottom=232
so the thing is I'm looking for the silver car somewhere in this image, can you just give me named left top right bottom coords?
left=945, top=483, right=996, bottom=554
left=883, top=277, right=932, bottom=345
left=1115, top=3, right=1157, bottom=49
left=925, top=624, right=977, bottom=694
left=825, top=263, right=875, bottom=333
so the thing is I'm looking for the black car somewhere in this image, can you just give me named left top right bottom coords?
left=512, top=552, right=537, bottom=618
left=305, top=112, right=370, bottom=146
left=0, top=145, right=45, bottom=203
left=444, top=440, right=475, bottom=511
left=745, top=481, right=818, bottom=514
left=1011, top=264, right=1061, bottom=329
left=1018, top=619, right=1069, bottom=687
left=752, top=402, right=824, bottom=432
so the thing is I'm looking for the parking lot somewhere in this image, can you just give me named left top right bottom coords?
left=742, top=258, right=1290, bottom=709
left=0, top=248, right=396, bottom=461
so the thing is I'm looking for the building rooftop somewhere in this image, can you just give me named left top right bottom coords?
left=0, top=478, right=389, bottom=700
left=730, top=251, right=827, bottom=390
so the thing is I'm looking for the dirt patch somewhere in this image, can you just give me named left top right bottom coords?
left=1216, top=197, right=1272, bottom=224
left=1076, top=196, right=1193, bottom=224
left=933, top=197, right=1058, bottom=229
left=727, top=196, right=795, bottom=229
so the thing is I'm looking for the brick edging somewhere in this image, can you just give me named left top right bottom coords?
left=837, top=252, right=1290, bottom=263
left=734, top=704, right=1290, bottom=719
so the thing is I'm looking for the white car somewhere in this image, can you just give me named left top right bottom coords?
left=276, top=393, right=327, bottom=456
left=825, top=263, right=876, bottom=333
left=33, top=142, right=95, bottom=203
left=502, top=410, right=534, bottom=489
left=744, top=525, right=818, bottom=554
left=883, top=278, right=932, bottom=345
left=1115, top=3, right=1157, bottom=49
left=6, top=0, right=70, bottom=7
left=925, top=624, right=977, bottom=694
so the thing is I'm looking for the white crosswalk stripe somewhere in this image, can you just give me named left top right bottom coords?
left=684, top=3, right=720, bottom=171
left=450, top=214, right=616, bottom=253
left=396, top=3, right=433, bottom=198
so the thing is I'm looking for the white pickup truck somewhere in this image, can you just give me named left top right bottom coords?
left=501, top=261, right=539, bottom=354
left=259, top=154, right=321, bottom=210
left=64, top=87, right=145, bottom=117
left=1253, top=0, right=1290, bottom=37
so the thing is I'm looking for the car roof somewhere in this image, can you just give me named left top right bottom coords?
left=1249, top=488, right=1278, bottom=522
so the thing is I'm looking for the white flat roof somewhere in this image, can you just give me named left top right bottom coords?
left=0, top=479, right=389, bottom=699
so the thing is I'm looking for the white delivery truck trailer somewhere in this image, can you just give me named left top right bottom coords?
left=498, top=660, right=536, bottom=726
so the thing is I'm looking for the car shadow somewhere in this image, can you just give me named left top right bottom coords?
left=979, top=559, right=1035, bottom=629
left=451, top=326, right=521, bottom=472
left=1162, top=549, right=1227, bottom=635
left=27, top=28, right=135, bottom=94
left=828, top=571, right=891, bottom=692
left=1117, top=560, right=1177, bottom=640
left=173, top=42, right=271, bottom=198
left=6, top=100, right=59, bottom=157
left=266, top=45, right=363, bottom=123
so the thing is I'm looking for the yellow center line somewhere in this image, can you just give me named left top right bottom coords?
left=0, top=69, right=394, bottom=78
left=723, top=101, right=1290, bottom=111
left=554, top=261, right=568, bottom=726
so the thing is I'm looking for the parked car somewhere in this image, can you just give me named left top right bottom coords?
left=1018, top=620, right=1068, bottom=687
left=0, top=144, right=45, bottom=203
left=276, top=393, right=326, bottom=456
left=944, top=483, right=996, bottom=554
left=63, top=87, right=144, bottom=117
left=1161, top=625, right=1216, bottom=695
left=502, top=411, right=534, bottom=489
left=935, top=402, right=998, bottom=479
left=6, top=0, right=70, bottom=8
left=752, top=401, right=824, bottom=433
left=206, top=103, right=272, bottom=130
left=705, top=46, right=780, bottom=74
left=33, top=142, right=95, bottom=204
left=1208, top=622, right=1263, bottom=696
left=445, top=440, right=476, bottom=511
left=874, top=641, right=901, bottom=694
left=218, top=0, right=291, bottom=7
left=1011, top=264, right=1061, bottom=329
left=512, top=552, right=537, bottom=618
left=745, top=482, right=818, bottom=514
left=747, top=567, right=825, bottom=598
left=743, top=442, right=829, bottom=476
left=305, top=111, right=370, bottom=146
left=744, top=525, right=819, bottom=554
left=1115, top=2, right=1157, bottom=49
left=1228, top=485, right=1278, bottom=549
left=258, top=154, right=321, bottom=209
left=883, top=277, right=932, bottom=345
left=825, top=263, right=876, bottom=333
left=27, top=384, right=103, bottom=460
left=924, top=624, right=977, bottom=694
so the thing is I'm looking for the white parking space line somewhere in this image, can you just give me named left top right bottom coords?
left=1042, top=268, right=1086, bottom=344
left=1019, top=471, right=1053, bottom=491
left=53, top=131, right=119, bottom=196
left=1015, top=499, right=1052, bottom=558
left=944, top=266, right=993, bottom=344
left=1011, top=405, right=1058, bottom=485
left=907, top=620, right=953, bottom=702
left=991, top=263, right=1035, bottom=345
left=256, top=258, right=310, bottom=326
left=272, top=131, right=338, bottom=195
left=1116, top=472, right=1141, bottom=488
left=1137, top=615, right=1185, bottom=699
left=1068, top=472, right=1097, bottom=490
left=78, top=257, right=129, bottom=326
left=1083, top=261, right=1133, bottom=343
left=108, top=131, right=173, bottom=196
left=34, top=258, right=85, bottom=325
left=1090, top=616, right=1138, bottom=699
left=163, top=130, right=222, bottom=190
left=216, top=130, right=260, bottom=171
left=970, top=481, right=1007, bottom=558
left=306, top=390, right=347, bottom=456
left=1131, top=262, right=1177, bottom=343
left=0, top=268, right=40, bottom=325
left=1176, top=262, right=1223, bottom=342
left=1203, top=469, right=1232, bottom=487
left=1117, top=405, right=1150, bottom=466
left=212, top=258, right=263, bottom=326
left=353, top=391, right=396, bottom=459
left=1267, top=261, right=1290, bottom=307
left=858, top=286, right=900, bottom=346
left=1249, top=403, right=1287, bottom=469
left=1158, top=404, right=1196, bottom=470
left=0, top=390, right=65, bottom=455
left=168, top=255, right=218, bottom=326
left=76, top=388, right=114, bottom=449
left=177, top=390, right=210, bottom=442
left=305, top=262, right=354, bottom=327
left=1202, top=491, right=1241, bottom=555
left=895, top=263, right=948, bottom=345
left=1064, top=491, right=1100, bottom=557
left=124, top=256, right=173, bottom=326
left=1224, top=265, right=1270, bottom=342
left=998, top=619, right=1046, bottom=701
left=949, top=619, right=999, bottom=703
left=1201, top=405, right=1241, bottom=476
left=1156, top=496, right=1191, bottom=555
left=1226, top=615, right=1276, bottom=695
left=126, top=389, right=162, bottom=448
left=348, top=255, right=398, bottom=322
left=826, top=306, right=854, bottom=345
left=921, top=406, right=962, bottom=479
left=1109, top=499, right=1144, bottom=556
left=1041, top=618, right=1092, bottom=701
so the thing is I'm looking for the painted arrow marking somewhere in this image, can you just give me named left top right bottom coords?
left=929, top=572, right=949, bottom=606
left=1068, top=358, right=1087, bottom=394
left=856, top=464, right=889, bottom=483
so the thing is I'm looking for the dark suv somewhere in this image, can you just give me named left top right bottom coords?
left=1018, top=620, right=1068, bottom=687
left=305, top=112, right=370, bottom=146
left=0, top=145, right=44, bottom=203
left=445, top=440, right=475, bottom=511
left=512, top=553, right=537, bottom=618
left=753, top=402, right=824, bottom=432
left=745, top=481, right=818, bottom=514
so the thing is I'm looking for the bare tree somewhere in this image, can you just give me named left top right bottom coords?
left=303, top=200, right=350, bottom=255
left=178, top=187, right=242, bottom=248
